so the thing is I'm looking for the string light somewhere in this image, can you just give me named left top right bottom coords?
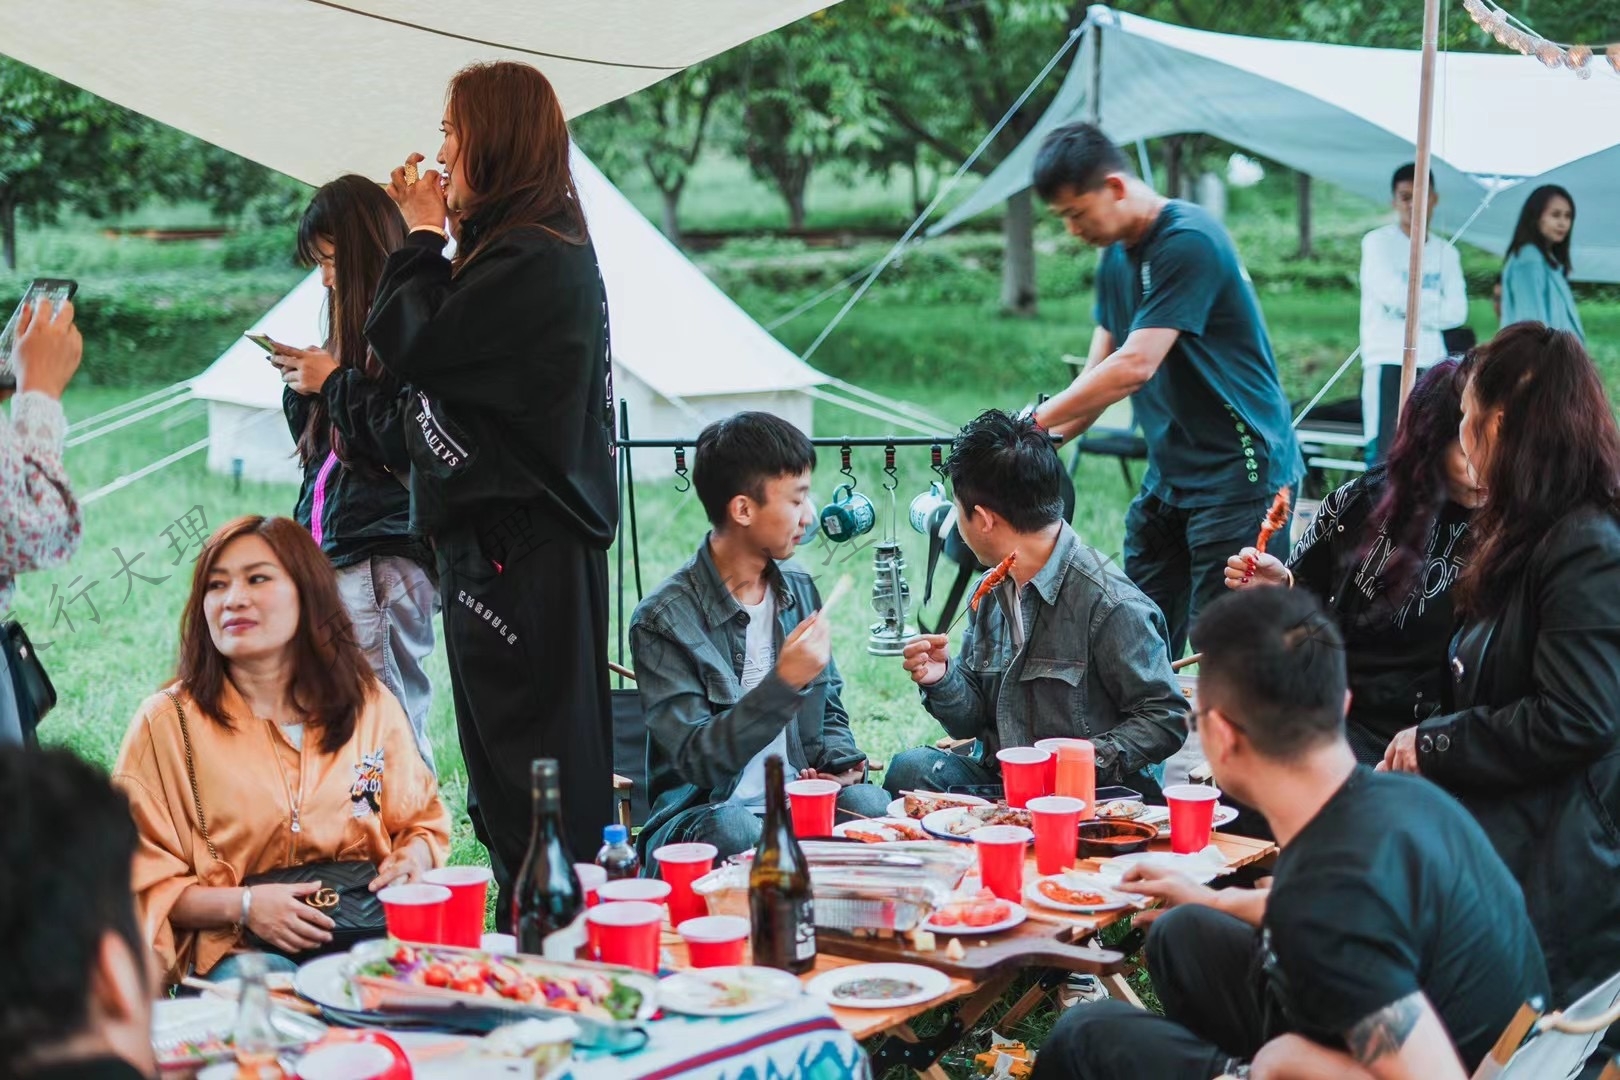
left=1464, top=0, right=1618, bottom=79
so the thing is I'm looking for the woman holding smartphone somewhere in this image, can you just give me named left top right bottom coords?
left=366, top=61, right=617, bottom=925
left=271, top=176, right=438, bottom=772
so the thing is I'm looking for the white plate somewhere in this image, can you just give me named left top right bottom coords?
left=1024, top=872, right=1136, bottom=914
left=887, top=794, right=989, bottom=821
left=1136, top=804, right=1238, bottom=829
left=1096, top=851, right=1228, bottom=885
left=924, top=899, right=1027, bottom=935
left=919, top=806, right=1033, bottom=844
left=295, top=951, right=364, bottom=1013
left=658, top=966, right=803, bottom=1017
left=806, top=963, right=953, bottom=1010
left=832, top=817, right=932, bottom=843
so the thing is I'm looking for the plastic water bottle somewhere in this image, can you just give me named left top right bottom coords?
left=595, top=823, right=639, bottom=880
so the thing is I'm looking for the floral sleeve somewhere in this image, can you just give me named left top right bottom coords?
left=0, top=392, right=82, bottom=612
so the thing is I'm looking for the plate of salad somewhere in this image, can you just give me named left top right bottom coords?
left=346, top=941, right=653, bottom=1025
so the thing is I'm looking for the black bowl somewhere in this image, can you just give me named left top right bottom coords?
left=1077, top=819, right=1157, bottom=858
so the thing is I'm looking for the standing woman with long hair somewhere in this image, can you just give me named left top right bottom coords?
left=272, top=176, right=438, bottom=772
left=1225, top=360, right=1481, bottom=765
left=1381, top=323, right=1620, bottom=1070
left=1499, top=184, right=1583, bottom=339
left=365, top=62, right=617, bottom=924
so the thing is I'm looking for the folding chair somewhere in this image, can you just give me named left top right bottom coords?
left=1474, top=968, right=1620, bottom=1080
left=1068, top=396, right=1148, bottom=493
left=607, top=662, right=646, bottom=832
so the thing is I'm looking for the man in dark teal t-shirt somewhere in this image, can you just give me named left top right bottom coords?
left=1032, top=122, right=1303, bottom=657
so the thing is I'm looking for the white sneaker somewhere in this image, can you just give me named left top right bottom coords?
left=1058, top=973, right=1110, bottom=1009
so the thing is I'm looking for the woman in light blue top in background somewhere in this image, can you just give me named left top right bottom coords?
left=1499, top=184, right=1583, bottom=340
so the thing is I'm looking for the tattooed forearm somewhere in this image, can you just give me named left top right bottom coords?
left=1346, top=991, right=1425, bottom=1065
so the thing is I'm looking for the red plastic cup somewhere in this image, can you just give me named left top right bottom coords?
left=590, top=879, right=671, bottom=958
left=378, top=883, right=450, bottom=945
left=1165, top=784, right=1221, bottom=855
left=1034, top=738, right=1087, bottom=799
left=574, top=863, right=608, bottom=907
left=996, top=747, right=1052, bottom=809
left=678, top=915, right=750, bottom=968
left=653, top=843, right=716, bottom=927
left=972, top=824, right=1033, bottom=902
left=586, top=900, right=663, bottom=973
left=1026, top=795, right=1085, bottom=875
left=422, top=866, right=493, bottom=948
left=785, top=779, right=840, bottom=838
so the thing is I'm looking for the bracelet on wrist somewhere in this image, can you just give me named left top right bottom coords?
left=237, top=886, right=253, bottom=936
left=410, top=224, right=449, bottom=240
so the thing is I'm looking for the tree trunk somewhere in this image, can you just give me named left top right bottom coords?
left=909, top=153, right=925, bottom=217
left=1165, top=136, right=1184, bottom=199
left=784, top=175, right=808, bottom=231
left=1295, top=172, right=1313, bottom=259
left=1001, top=187, right=1038, bottom=317
left=658, top=186, right=683, bottom=249
left=0, top=197, right=15, bottom=272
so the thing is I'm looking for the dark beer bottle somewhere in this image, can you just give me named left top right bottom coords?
left=750, top=755, right=816, bottom=973
left=514, top=759, right=584, bottom=954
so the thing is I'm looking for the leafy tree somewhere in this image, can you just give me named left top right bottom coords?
left=0, top=57, right=141, bottom=270
left=728, top=15, right=887, bottom=231
left=573, top=67, right=728, bottom=247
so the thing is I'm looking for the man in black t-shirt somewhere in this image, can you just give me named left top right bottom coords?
left=1030, top=123, right=1303, bottom=659
left=1034, top=588, right=1546, bottom=1080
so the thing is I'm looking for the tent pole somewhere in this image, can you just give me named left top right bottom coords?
left=1398, top=0, right=1442, bottom=421
left=1088, top=21, right=1103, bottom=125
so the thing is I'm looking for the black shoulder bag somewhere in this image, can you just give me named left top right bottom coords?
left=166, top=690, right=386, bottom=964
left=2, top=618, right=55, bottom=744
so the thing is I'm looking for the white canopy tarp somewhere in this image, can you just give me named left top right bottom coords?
left=192, top=146, right=826, bottom=484
left=932, top=5, right=1620, bottom=282
left=0, top=0, right=834, bottom=186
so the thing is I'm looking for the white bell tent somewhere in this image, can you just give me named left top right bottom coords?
left=932, top=5, right=1620, bottom=282
left=190, top=148, right=828, bottom=485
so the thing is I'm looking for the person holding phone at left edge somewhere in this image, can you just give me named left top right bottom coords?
left=365, top=62, right=617, bottom=927
left=1, top=297, right=83, bottom=747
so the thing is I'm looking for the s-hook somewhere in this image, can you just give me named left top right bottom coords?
left=930, top=442, right=946, bottom=481
left=839, top=442, right=857, bottom=489
left=882, top=443, right=899, bottom=492
left=672, top=445, right=691, bottom=492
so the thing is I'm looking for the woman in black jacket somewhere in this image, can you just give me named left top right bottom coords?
left=274, top=176, right=437, bottom=771
left=1383, top=323, right=1620, bottom=1069
left=366, top=61, right=617, bottom=924
left=1225, top=360, right=1481, bottom=764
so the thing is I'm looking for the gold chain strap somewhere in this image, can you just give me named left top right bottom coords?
left=165, top=688, right=220, bottom=865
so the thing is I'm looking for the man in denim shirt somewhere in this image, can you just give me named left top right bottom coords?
left=886, top=411, right=1188, bottom=797
left=632, top=413, right=891, bottom=861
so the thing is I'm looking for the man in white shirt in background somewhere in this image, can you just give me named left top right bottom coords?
left=1359, top=164, right=1467, bottom=462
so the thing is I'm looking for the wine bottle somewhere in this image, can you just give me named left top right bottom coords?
left=750, top=754, right=816, bottom=974
left=514, top=758, right=584, bottom=955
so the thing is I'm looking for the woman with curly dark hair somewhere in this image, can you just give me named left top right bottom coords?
left=1225, top=360, right=1482, bottom=763
left=1382, top=322, right=1620, bottom=1071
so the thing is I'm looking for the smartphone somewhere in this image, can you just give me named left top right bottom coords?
left=0, top=278, right=80, bottom=388
left=244, top=332, right=280, bottom=353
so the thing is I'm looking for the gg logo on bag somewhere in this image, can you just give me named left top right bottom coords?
left=306, top=887, right=340, bottom=910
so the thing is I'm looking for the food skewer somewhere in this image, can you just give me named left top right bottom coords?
left=1246, top=487, right=1292, bottom=576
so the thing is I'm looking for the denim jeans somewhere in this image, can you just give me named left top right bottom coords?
left=641, top=783, right=894, bottom=864
left=336, top=555, right=437, bottom=773
left=203, top=952, right=301, bottom=984
left=1124, top=492, right=1292, bottom=659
